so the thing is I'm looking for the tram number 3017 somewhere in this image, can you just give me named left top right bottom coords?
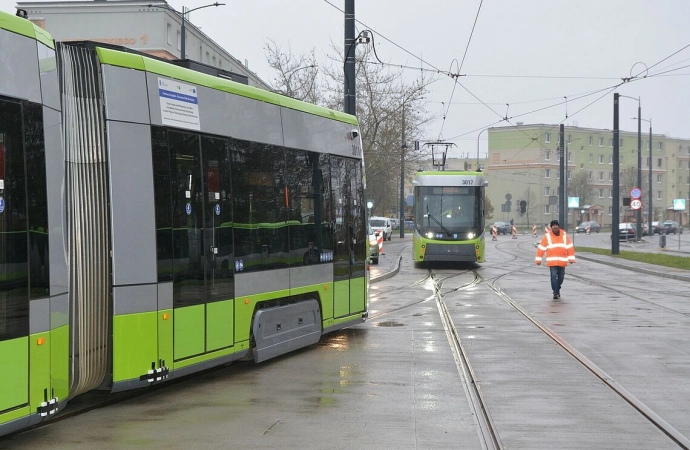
left=461, top=179, right=474, bottom=185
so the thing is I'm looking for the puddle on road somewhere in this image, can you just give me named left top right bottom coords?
left=373, top=320, right=405, bottom=327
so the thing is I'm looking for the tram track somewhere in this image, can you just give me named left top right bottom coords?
left=484, top=273, right=690, bottom=449
left=432, top=270, right=502, bottom=450
left=478, top=239, right=690, bottom=448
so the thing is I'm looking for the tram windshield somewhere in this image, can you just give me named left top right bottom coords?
left=414, top=186, right=482, bottom=235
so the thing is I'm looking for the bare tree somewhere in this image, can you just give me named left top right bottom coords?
left=264, top=39, right=321, bottom=103
left=569, top=170, right=595, bottom=207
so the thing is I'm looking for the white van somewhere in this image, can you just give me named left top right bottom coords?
left=369, top=216, right=392, bottom=241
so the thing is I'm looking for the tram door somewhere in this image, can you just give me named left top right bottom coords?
left=163, top=131, right=235, bottom=362
left=0, top=106, right=30, bottom=416
left=332, top=158, right=366, bottom=317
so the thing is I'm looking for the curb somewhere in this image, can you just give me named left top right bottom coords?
left=578, top=253, right=690, bottom=283
left=370, top=255, right=402, bottom=284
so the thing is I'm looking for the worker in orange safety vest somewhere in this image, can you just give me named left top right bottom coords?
left=535, top=220, right=575, bottom=300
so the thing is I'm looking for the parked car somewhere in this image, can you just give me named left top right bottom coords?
left=618, top=222, right=636, bottom=240
left=369, top=216, right=392, bottom=241
left=368, top=224, right=380, bottom=264
left=575, top=221, right=601, bottom=233
left=390, top=218, right=400, bottom=230
left=661, top=220, right=683, bottom=234
left=493, top=221, right=512, bottom=235
left=642, top=221, right=660, bottom=236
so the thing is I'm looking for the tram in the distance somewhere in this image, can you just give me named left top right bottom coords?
left=412, top=171, right=487, bottom=263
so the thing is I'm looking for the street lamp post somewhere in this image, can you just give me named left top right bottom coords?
left=476, top=128, right=489, bottom=171
left=632, top=115, right=652, bottom=236
left=285, top=65, right=315, bottom=98
left=618, top=94, right=641, bottom=245
left=180, top=2, right=224, bottom=60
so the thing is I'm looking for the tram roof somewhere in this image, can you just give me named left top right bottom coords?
left=90, top=44, right=358, bottom=127
left=0, top=9, right=54, bottom=48
left=414, top=171, right=487, bottom=187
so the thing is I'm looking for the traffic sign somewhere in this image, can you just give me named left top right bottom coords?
left=630, top=188, right=642, bottom=199
left=630, top=199, right=642, bottom=210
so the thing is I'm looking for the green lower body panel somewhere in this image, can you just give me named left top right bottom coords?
left=113, top=312, right=158, bottom=383
left=206, top=300, right=234, bottom=352
left=333, top=280, right=350, bottom=318
left=174, top=305, right=205, bottom=360
left=0, top=337, right=28, bottom=413
left=349, top=276, right=366, bottom=313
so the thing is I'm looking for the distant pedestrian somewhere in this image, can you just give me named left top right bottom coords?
left=535, top=220, right=575, bottom=299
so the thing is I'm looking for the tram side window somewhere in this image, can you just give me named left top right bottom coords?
left=285, top=150, right=333, bottom=266
left=331, top=156, right=350, bottom=281
left=151, top=127, right=174, bottom=283
left=25, top=103, right=49, bottom=299
left=200, top=136, right=234, bottom=302
left=231, top=139, right=288, bottom=273
left=0, top=99, right=29, bottom=340
left=349, top=160, right=366, bottom=279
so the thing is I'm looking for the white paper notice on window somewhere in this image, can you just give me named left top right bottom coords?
left=158, top=77, right=201, bottom=131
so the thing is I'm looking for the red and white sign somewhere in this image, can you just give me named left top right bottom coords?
left=630, top=199, right=642, bottom=210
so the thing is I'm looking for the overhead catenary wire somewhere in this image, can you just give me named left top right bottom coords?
left=323, top=0, right=689, bottom=149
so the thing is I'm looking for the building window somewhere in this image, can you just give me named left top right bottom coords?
left=608, top=206, right=613, bottom=215
left=609, top=189, right=613, bottom=198
left=657, top=174, right=662, bottom=183
left=588, top=171, right=592, bottom=180
left=608, top=154, right=613, bottom=164
left=598, top=137, right=604, bottom=147
left=598, top=172, right=604, bottom=181
left=567, top=170, right=572, bottom=180
left=598, top=189, right=604, bottom=198
left=658, top=142, right=663, bottom=151
left=608, top=172, right=613, bottom=181
left=620, top=139, right=624, bottom=147
left=598, top=155, right=604, bottom=164
left=589, top=154, right=593, bottom=163
left=545, top=133, right=551, bottom=143
left=544, top=186, right=550, bottom=196
left=589, top=136, right=593, bottom=146
left=608, top=138, right=613, bottom=147
left=545, top=169, right=550, bottom=178
left=657, top=191, right=662, bottom=200
left=167, top=23, right=172, bottom=45
left=545, top=205, right=551, bottom=214
left=176, top=31, right=181, bottom=51
left=657, top=158, right=662, bottom=168
left=545, top=150, right=550, bottom=161
left=568, top=152, right=572, bottom=162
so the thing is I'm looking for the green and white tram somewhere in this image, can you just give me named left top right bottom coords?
left=412, top=171, right=487, bottom=263
left=1, top=9, right=367, bottom=437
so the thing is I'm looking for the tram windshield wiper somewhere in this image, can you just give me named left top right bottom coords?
left=425, top=206, right=451, bottom=236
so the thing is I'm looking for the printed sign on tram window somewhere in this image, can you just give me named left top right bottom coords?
left=158, top=77, right=201, bottom=131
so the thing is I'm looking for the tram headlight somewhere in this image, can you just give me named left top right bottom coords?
left=467, top=232, right=475, bottom=239
left=426, top=232, right=434, bottom=239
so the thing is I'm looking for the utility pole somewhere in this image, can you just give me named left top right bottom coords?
left=612, top=94, right=620, bottom=254
left=648, top=120, right=653, bottom=232
left=636, top=103, right=642, bottom=241
left=343, top=0, right=356, bottom=116
left=400, top=104, right=406, bottom=238
left=558, top=124, right=565, bottom=229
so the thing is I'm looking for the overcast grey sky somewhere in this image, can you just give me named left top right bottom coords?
left=4, top=0, right=688, bottom=157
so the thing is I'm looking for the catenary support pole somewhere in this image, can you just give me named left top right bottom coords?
left=612, top=94, right=620, bottom=254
